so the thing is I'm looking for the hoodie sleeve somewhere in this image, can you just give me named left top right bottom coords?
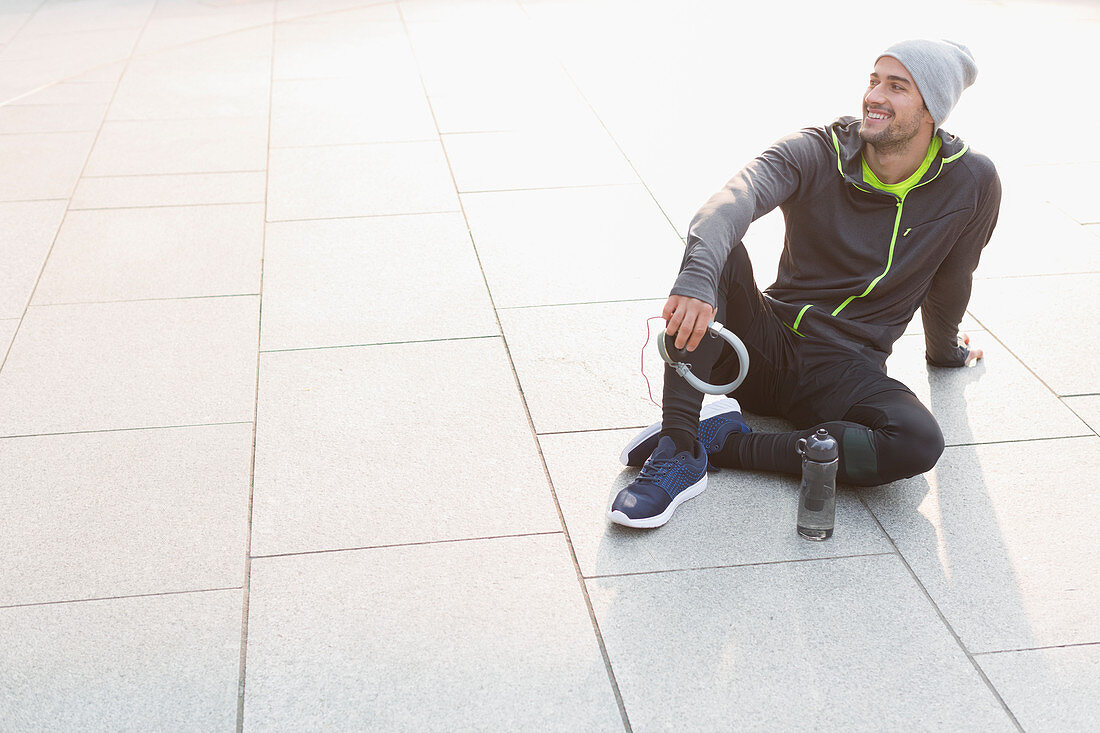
left=922, top=158, right=1002, bottom=367
left=670, top=129, right=821, bottom=306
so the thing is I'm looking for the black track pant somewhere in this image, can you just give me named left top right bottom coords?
left=662, top=244, right=945, bottom=487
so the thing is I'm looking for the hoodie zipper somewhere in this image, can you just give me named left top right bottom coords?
left=788, top=133, right=967, bottom=334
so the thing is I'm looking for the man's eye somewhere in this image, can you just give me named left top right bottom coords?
left=892, top=85, right=904, bottom=91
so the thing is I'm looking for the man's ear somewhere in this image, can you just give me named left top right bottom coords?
left=922, top=105, right=935, bottom=126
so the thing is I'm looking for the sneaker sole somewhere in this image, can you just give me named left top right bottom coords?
left=618, top=397, right=741, bottom=466
left=606, top=473, right=708, bottom=529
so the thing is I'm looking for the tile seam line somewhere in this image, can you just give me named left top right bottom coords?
left=857, top=493, right=1025, bottom=731
left=395, top=4, right=633, bottom=731
left=584, top=552, right=898, bottom=580
left=236, top=8, right=277, bottom=731
left=270, top=139, right=440, bottom=149
left=266, top=208, right=463, bottom=223
left=0, top=0, right=150, bottom=374
left=973, top=641, right=1100, bottom=656
left=497, top=296, right=664, bottom=311
left=259, top=333, right=500, bottom=353
left=250, top=531, right=566, bottom=560
left=459, top=182, right=640, bottom=195
left=942, top=434, right=1096, bottom=449
left=0, top=128, right=103, bottom=136
left=0, top=421, right=253, bottom=440
left=69, top=201, right=265, bottom=212
left=81, top=170, right=264, bottom=178
left=512, top=0, right=682, bottom=243
left=965, top=309, right=1080, bottom=404
left=974, top=270, right=1100, bottom=281
left=0, top=585, right=241, bottom=611
left=30, top=293, right=260, bottom=307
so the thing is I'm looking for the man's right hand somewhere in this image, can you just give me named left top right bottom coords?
left=662, top=295, right=717, bottom=352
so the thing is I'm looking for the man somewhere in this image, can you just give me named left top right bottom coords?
left=609, top=39, right=1000, bottom=529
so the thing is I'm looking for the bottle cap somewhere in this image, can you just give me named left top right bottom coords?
left=802, top=428, right=838, bottom=461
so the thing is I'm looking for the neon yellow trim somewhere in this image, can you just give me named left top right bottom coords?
left=832, top=202, right=904, bottom=317
left=783, top=321, right=807, bottom=337
left=942, top=144, right=969, bottom=163
left=861, top=137, right=942, bottom=196
left=824, top=131, right=969, bottom=320
left=792, top=304, right=813, bottom=331
left=831, top=130, right=844, bottom=176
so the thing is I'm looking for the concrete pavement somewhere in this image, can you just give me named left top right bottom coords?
left=1, top=0, right=1098, bottom=730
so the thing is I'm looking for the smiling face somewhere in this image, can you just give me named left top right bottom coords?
left=859, top=55, right=934, bottom=152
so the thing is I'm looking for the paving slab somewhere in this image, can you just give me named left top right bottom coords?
left=0, top=102, right=106, bottom=133
left=273, top=31, right=418, bottom=83
left=0, top=423, right=251, bottom=606
left=243, top=535, right=622, bottom=732
left=0, top=590, right=240, bottom=731
left=133, top=22, right=274, bottom=63
left=0, top=131, right=95, bottom=200
left=70, top=171, right=266, bottom=209
left=135, top=5, right=275, bottom=54
left=540, top=428, right=892, bottom=577
left=976, top=644, right=1100, bottom=733
left=427, top=81, right=596, bottom=134
left=442, top=129, right=637, bottom=192
left=884, top=332, right=1091, bottom=446
left=404, top=20, right=559, bottom=100
left=500, top=299, right=669, bottom=434
left=861, top=437, right=1100, bottom=653
left=85, top=117, right=268, bottom=176
left=0, top=25, right=141, bottom=62
left=1021, top=161, right=1100, bottom=224
left=251, top=337, right=559, bottom=556
left=587, top=554, right=1014, bottom=732
left=463, top=184, right=683, bottom=308
left=0, top=297, right=258, bottom=436
left=34, top=204, right=263, bottom=304
left=0, top=58, right=101, bottom=105
left=8, top=78, right=119, bottom=106
left=276, top=0, right=383, bottom=22
left=108, top=55, right=271, bottom=121
left=270, top=77, right=436, bottom=146
left=18, top=0, right=153, bottom=36
left=260, top=212, right=497, bottom=351
left=0, top=200, right=67, bottom=318
left=975, top=195, right=1100, bottom=278
left=267, top=141, right=459, bottom=221
left=969, top=273, right=1099, bottom=397
left=1063, top=395, right=1100, bottom=435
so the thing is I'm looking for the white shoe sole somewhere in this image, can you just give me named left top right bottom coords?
left=618, top=397, right=741, bottom=466
left=606, top=473, right=708, bottom=529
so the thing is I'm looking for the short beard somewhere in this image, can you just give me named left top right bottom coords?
left=859, top=109, right=925, bottom=155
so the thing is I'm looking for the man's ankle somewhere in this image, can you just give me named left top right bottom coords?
left=710, top=432, right=746, bottom=468
left=659, top=428, right=696, bottom=454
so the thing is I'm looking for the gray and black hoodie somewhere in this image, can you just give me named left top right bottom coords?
left=672, top=115, right=1001, bottom=368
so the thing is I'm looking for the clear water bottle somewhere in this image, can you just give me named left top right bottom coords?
left=796, top=428, right=838, bottom=540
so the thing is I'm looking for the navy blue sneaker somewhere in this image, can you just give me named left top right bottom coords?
left=608, top=436, right=708, bottom=528
left=619, top=397, right=751, bottom=467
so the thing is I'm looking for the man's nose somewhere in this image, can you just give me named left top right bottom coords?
left=865, top=85, right=886, bottom=106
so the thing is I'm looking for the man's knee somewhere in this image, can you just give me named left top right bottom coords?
left=884, top=408, right=944, bottom=481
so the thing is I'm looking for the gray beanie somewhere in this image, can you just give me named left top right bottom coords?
left=878, top=39, right=978, bottom=129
